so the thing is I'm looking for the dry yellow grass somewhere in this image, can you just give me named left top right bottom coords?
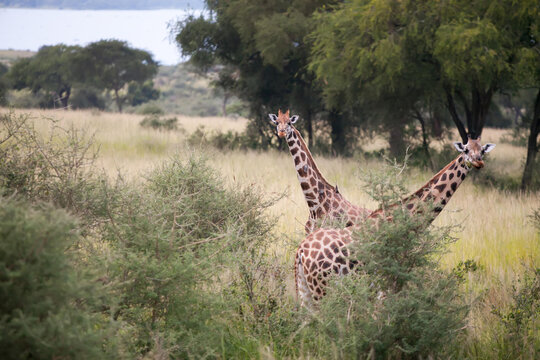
left=4, top=108, right=539, bottom=315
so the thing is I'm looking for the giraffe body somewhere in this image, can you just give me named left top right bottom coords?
left=269, top=110, right=370, bottom=234
left=295, top=138, right=495, bottom=307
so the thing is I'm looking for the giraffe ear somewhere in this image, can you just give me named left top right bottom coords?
left=482, top=143, right=496, bottom=153
left=289, top=115, right=299, bottom=124
left=268, top=114, right=278, bottom=124
left=453, top=142, right=465, bottom=152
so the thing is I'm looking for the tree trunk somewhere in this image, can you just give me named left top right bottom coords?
left=389, top=121, right=406, bottom=159
left=60, top=87, right=70, bottom=110
left=415, top=109, right=435, bottom=171
left=470, top=86, right=494, bottom=139
left=445, top=89, right=468, bottom=143
left=114, top=88, right=123, bottom=113
left=521, top=88, right=540, bottom=190
left=430, top=108, right=443, bottom=139
left=222, top=91, right=229, bottom=117
left=306, top=109, right=313, bottom=149
left=329, top=109, right=346, bottom=155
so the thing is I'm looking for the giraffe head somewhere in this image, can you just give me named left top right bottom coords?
left=453, top=136, right=496, bottom=169
left=268, top=109, right=299, bottom=138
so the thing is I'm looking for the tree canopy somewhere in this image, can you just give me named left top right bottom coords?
left=8, top=44, right=81, bottom=109
left=175, top=0, right=349, bottom=152
left=7, top=40, right=159, bottom=112
left=77, top=40, right=158, bottom=112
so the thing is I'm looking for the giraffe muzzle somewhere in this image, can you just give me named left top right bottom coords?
left=472, top=160, right=484, bottom=169
left=278, top=131, right=287, bottom=138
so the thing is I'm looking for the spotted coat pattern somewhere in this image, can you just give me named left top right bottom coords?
left=271, top=110, right=370, bottom=234
left=295, top=138, right=495, bottom=307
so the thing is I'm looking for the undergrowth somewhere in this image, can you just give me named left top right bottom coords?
left=0, top=110, right=537, bottom=359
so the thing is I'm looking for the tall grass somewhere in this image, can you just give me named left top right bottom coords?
left=2, top=107, right=539, bottom=358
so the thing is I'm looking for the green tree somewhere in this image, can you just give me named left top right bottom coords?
left=310, top=0, right=538, bottom=152
left=8, top=44, right=81, bottom=109
left=310, top=0, right=446, bottom=158
left=511, top=1, right=540, bottom=189
left=78, top=40, right=158, bottom=112
left=175, top=0, right=346, bottom=152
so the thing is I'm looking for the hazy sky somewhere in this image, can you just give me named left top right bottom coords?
left=0, top=8, right=200, bottom=64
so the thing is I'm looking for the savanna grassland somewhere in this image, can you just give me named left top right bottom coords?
left=2, top=107, right=539, bottom=358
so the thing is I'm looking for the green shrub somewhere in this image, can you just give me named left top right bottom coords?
left=0, top=198, right=113, bottom=360
left=136, top=103, right=165, bottom=115
left=187, top=125, right=261, bottom=151
left=70, top=87, right=106, bottom=110
left=0, top=111, right=112, bottom=231
left=139, top=114, right=178, bottom=131
left=490, top=266, right=540, bottom=359
left=98, top=155, right=287, bottom=357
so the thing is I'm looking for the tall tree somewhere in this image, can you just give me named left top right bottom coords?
left=310, top=0, right=536, bottom=151
left=8, top=44, right=81, bottom=109
left=512, top=0, right=540, bottom=189
left=309, top=0, right=443, bottom=157
left=77, top=40, right=158, bottom=112
left=175, top=0, right=342, bottom=151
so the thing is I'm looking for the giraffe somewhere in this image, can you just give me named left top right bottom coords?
left=295, top=137, right=496, bottom=307
left=269, top=109, right=370, bottom=234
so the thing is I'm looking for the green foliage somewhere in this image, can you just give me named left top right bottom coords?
left=309, top=0, right=539, bottom=149
left=95, top=155, right=287, bottom=357
left=7, top=44, right=81, bottom=109
left=139, top=114, right=179, bottom=131
left=0, top=111, right=113, bottom=231
left=136, top=103, right=165, bottom=115
left=76, top=40, right=158, bottom=112
left=3, top=110, right=536, bottom=358
left=0, top=198, right=113, bottom=360
left=5, top=42, right=159, bottom=111
left=174, top=0, right=347, bottom=153
left=69, top=87, right=106, bottom=110
left=187, top=125, right=262, bottom=151
left=486, top=264, right=540, bottom=359
left=1, top=110, right=291, bottom=358
left=127, top=80, right=160, bottom=106
left=452, top=259, right=483, bottom=282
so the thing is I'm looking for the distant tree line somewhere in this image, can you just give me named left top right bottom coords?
left=175, top=0, right=539, bottom=189
left=0, top=0, right=204, bottom=9
left=4, top=40, right=159, bottom=112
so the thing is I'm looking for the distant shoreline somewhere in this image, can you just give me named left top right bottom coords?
left=0, top=6, right=204, bottom=10
left=0, top=0, right=205, bottom=10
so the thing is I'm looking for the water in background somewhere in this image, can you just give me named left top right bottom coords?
left=0, top=8, right=200, bottom=65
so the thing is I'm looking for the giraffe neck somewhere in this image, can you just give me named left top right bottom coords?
left=286, top=127, right=334, bottom=213
left=370, top=154, right=471, bottom=221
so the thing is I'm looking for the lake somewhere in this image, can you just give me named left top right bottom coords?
left=0, top=8, right=201, bottom=65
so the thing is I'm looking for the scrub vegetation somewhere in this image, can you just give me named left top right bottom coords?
left=1, top=109, right=537, bottom=359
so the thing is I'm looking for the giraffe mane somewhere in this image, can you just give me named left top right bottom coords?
left=368, top=154, right=461, bottom=218
left=408, top=154, right=460, bottom=199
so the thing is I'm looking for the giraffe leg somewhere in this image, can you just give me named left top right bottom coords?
left=295, top=248, right=313, bottom=308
